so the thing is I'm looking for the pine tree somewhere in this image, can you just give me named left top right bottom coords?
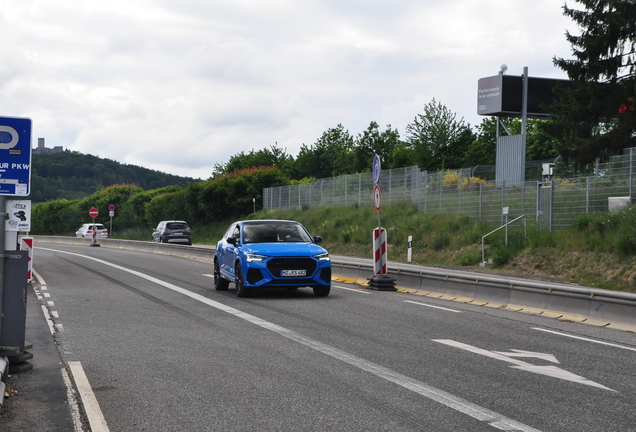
left=545, top=0, right=636, bottom=166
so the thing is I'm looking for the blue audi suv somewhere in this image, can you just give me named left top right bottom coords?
left=214, top=220, right=331, bottom=297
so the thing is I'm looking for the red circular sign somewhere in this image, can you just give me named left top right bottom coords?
left=373, top=185, right=381, bottom=211
left=89, top=208, right=99, bottom=218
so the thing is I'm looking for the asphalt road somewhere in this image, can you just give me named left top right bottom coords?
left=2, top=243, right=636, bottom=431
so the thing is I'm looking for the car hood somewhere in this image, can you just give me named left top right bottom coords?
left=240, top=242, right=327, bottom=257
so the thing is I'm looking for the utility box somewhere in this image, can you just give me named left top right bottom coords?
left=608, top=196, right=631, bottom=213
left=0, top=251, right=28, bottom=356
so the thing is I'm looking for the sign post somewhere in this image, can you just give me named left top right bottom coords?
left=0, top=116, right=32, bottom=344
left=108, top=204, right=115, bottom=238
left=368, top=155, right=395, bottom=290
left=89, top=208, right=100, bottom=247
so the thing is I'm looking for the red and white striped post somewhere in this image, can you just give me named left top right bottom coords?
left=368, top=156, right=396, bottom=290
left=20, top=236, right=33, bottom=282
left=373, top=228, right=387, bottom=275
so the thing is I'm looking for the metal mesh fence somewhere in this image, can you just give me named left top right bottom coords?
left=263, top=147, right=636, bottom=230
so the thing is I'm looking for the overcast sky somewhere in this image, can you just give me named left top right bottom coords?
left=1, top=0, right=577, bottom=179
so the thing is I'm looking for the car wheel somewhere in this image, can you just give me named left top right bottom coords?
left=160, top=237, right=167, bottom=243
left=313, top=284, right=331, bottom=297
left=235, top=263, right=250, bottom=298
left=214, top=259, right=229, bottom=291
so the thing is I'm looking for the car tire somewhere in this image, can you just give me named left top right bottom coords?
left=160, top=237, right=167, bottom=243
left=235, top=263, right=250, bottom=298
left=313, top=284, right=331, bottom=297
left=214, top=259, right=229, bottom=291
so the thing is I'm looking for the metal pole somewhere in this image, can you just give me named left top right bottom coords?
left=0, top=196, right=5, bottom=339
left=521, top=66, right=528, bottom=184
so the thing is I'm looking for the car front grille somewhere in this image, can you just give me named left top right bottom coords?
left=267, top=258, right=317, bottom=277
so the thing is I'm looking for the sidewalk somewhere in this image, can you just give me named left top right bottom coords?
left=0, top=284, right=79, bottom=431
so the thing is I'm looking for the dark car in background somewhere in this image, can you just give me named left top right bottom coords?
left=152, top=220, right=192, bottom=245
left=214, top=219, right=331, bottom=297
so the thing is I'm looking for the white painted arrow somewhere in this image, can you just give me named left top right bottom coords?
left=433, top=339, right=614, bottom=391
left=493, top=349, right=559, bottom=364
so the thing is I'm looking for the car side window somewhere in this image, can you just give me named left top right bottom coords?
left=232, top=226, right=240, bottom=241
left=224, top=224, right=236, bottom=240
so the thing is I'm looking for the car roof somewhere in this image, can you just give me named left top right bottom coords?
left=238, top=219, right=297, bottom=224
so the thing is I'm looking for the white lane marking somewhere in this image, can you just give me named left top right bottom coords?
left=334, top=284, right=370, bottom=294
left=47, top=301, right=55, bottom=307
left=33, top=269, right=47, bottom=286
left=41, top=247, right=540, bottom=431
left=433, top=339, right=613, bottom=391
left=61, top=367, right=85, bottom=432
left=532, top=327, right=636, bottom=352
left=68, top=362, right=110, bottom=432
left=41, top=305, right=56, bottom=335
left=51, top=311, right=59, bottom=318
left=202, top=274, right=214, bottom=278
left=405, top=300, right=462, bottom=312
left=43, top=292, right=51, bottom=298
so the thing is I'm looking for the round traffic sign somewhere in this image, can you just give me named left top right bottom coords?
left=89, top=207, right=99, bottom=218
left=373, top=184, right=381, bottom=211
left=372, top=155, right=381, bottom=184
left=108, top=204, right=116, bottom=211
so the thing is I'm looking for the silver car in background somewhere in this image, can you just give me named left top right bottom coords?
left=75, top=223, right=109, bottom=238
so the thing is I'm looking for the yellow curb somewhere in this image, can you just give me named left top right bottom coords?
left=450, top=296, right=474, bottom=303
left=581, top=318, right=610, bottom=327
left=356, top=278, right=370, bottom=286
left=517, top=307, right=545, bottom=315
left=409, top=289, right=431, bottom=296
left=335, top=276, right=358, bottom=283
left=539, top=310, right=564, bottom=318
left=503, top=304, right=525, bottom=311
left=558, top=313, right=589, bottom=323
left=426, top=291, right=446, bottom=298
left=605, top=322, right=636, bottom=332
left=468, top=300, right=489, bottom=306
left=482, top=302, right=507, bottom=309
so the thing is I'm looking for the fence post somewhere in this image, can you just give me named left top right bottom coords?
left=439, top=171, right=443, bottom=212
left=586, top=176, right=590, bottom=214
left=630, top=148, right=634, bottom=203
left=459, top=172, right=462, bottom=215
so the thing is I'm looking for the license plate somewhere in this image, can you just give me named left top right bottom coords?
left=281, top=269, right=306, bottom=277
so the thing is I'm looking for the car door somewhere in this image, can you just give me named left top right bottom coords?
left=218, top=223, right=237, bottom=280
left=153, top=222, right=162, bottom=242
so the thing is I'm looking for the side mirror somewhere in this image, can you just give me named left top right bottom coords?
left=313, top=235, right=322, bottom=244
left=227, top=237, right=237, bottom=245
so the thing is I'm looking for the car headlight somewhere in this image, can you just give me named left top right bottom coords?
left=245, top=253, right=268, bottom=262
left=314, top=252, right=330, bottom=261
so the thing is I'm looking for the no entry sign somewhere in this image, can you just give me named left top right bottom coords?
left=89, top=208, right=99, bottom=218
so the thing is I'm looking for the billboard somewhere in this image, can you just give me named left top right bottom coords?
left=477, top=75, right=574, bottom=119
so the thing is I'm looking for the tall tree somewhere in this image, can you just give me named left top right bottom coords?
left=293, top=124, right=354, bottom=179
left=353, top=122, right=402, bottom=171
left=546, top=0, right=636, bottom=166
left=212, top=143, right=294, bottom=177
left=405, top=99, right=474, bottom=171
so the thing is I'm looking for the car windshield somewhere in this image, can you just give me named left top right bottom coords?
left=166, top=222, right=188, bottom=229
left=242, top=222, right=312, bottom=244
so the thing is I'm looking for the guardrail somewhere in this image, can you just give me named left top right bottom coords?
left=32, top=236, right=636, bottom=330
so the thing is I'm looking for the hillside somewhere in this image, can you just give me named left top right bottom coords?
left=29, top=151, right=201, bottom=202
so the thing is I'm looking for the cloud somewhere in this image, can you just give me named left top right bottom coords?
left=0, top=0, right=575, bottom=179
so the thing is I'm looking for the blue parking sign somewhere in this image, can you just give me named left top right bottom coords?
left=0, top=116, right=32, bottom=196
